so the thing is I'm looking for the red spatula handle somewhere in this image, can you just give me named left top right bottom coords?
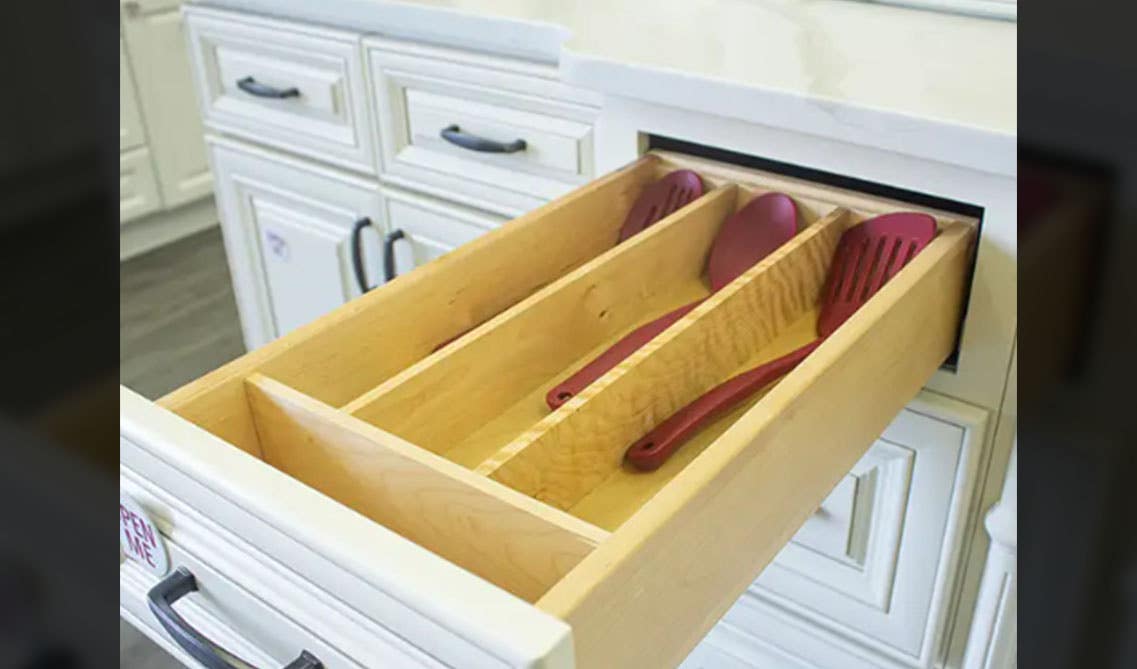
left=546, top=300, right=702, bottom=409
left=625, top=338, right=823, bottom=471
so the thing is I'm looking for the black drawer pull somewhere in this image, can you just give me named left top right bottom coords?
left=350, top=217, right=377, bottom=293
left=237, top=76, right=300, bottom=99
left=147, top=567, right=323, bottom=669
left=440, top=124, right=526, bottom=153
left=383, top=228, right=407, bottom=282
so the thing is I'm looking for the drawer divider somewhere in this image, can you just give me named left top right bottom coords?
left=474, top=208, right=852, bottom=517
left=243, top=373, right=607, bottom=603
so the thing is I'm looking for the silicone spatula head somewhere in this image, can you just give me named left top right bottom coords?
left=817, top=212, right=938, bottom=336
left=706, top=192, right=799, bottom=291
left=617, top=170, right=705, bottom=241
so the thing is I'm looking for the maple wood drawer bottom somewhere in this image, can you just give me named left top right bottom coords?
left=121, top=150, right=976, bottom=668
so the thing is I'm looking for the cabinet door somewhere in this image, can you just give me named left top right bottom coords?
left=121, top=0, right=212, bottom=208
left=209, top=138, right=383, bottom=349
left=693, top=393, right=990, bottom=669
left=381, top=187, right=506, bottom=279
left=120, top=37, right=147, bottom=151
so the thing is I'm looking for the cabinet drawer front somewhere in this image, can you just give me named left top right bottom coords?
left=368, top=38, right=599, bottom=216
left=121, top=147, right=162, bottom=223
left=122, top=150, right=977, bottom=667
left=186, top=7, right=375, bottom=174
left=120, top=464, right=447, bottom=669
left=382, top=187, right=506, bottom=279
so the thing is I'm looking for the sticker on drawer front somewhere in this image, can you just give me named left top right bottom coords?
left=119, top=493, right=168, bottom=576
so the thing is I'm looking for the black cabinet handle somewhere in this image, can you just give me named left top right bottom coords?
left=237, top=76, right=300, bottom=99
left=147, top=567, right=323, bottom=669
left=350, top=217, right=376, bottom=293
left=383, top=229, right=406, bottom=282
left=440, top=125, right=526, bottom=153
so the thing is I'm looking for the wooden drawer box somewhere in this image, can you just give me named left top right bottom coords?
left=121, top=151, right=976, bottom=668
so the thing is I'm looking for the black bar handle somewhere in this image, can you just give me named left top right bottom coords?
left=383, top=229, right=406, bottom=282
left=147, top=567, right=323, bottom=669
left=237, top=76, right=300, bottom=99
left=350, top=217, right=376, bottom=293
left=440, top=124, right=526, bottom=153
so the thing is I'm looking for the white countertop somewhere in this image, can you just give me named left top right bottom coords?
left=203, top=0, right=1016, bottom=175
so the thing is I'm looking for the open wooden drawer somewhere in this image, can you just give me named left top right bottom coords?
left=120, top=151, right=976, bottom=668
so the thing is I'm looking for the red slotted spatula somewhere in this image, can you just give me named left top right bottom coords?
left=625, top=212, right=938, bottom=471
left=546, top=192, right=799, bottom=410
left=616, top=169, right=705, bottom=241
left=432, top=170, right=705, bottom=353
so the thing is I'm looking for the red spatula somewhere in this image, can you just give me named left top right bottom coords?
left=432, top=170, right=705, bottom=353
left=617, top=169, right=705, bottom=241
left=625, top=212, right=938, bottom=471
left=546, top=192, right=799, bottom=410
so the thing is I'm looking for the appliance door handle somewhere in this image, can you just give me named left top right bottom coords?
left=439, top=124, right=526, bottom=153
left=147, top=567, right=323, bottom=669
left=236, top=76, right=300, bottom=99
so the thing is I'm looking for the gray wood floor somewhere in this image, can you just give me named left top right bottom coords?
left=121, top=226, right=246, bottom=398
left=120, top=226, right=245, bottom=667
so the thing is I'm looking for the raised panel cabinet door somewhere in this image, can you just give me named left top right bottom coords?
left=255, top=203, right=355, bottom=337
left=380, top=187, right=507, bottom=278
left=696, top=392, right=991, bottom=669
left=209, top=137, right=383, bottom=349
left=120, top=36, right=147, bottom=151
left=121, top=0, right=212, bottom=208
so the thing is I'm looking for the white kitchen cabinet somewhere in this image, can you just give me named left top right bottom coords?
left=120, top=148, right=163, bottom=223
left=209, top=136, right=505, bottom=346
left=120, top=36, right=162, bottom=224
left=120, top=37, right=147, bottom=151
left=208, top=137, right=383, bottom=348
left=119, top=1, right=217, bottom=260
left=121, top=0, right=212, bottom=208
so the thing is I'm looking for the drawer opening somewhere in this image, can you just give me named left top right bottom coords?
left=646, top=136, right=985, bottom=371
left=341, top=183, right=838, bottom=468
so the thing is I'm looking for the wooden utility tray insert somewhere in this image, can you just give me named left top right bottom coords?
left=155, top=152, right=976, bottom=669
